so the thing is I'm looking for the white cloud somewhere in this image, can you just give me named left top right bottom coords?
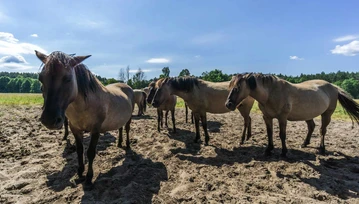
left=30, top=34, right=38, bottom=38
left=192, top=32, right=225, bottom=44
left=0, top=55, right=27, bottom=64
left=331, top=40, right=359, bottom=56
left=194, top=55, right=201, bottom=58
left=129, top=68, right=161, bottom=73
left=289, top=56, right=304, bottom=60
left=0, top=32, right=47, bottom=56
left=145, top=58, right=170, bottom=63
left=333, top=35, right=359, bottom=42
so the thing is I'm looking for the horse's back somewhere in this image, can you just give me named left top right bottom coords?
left=133, top=89, right=145, bottom=104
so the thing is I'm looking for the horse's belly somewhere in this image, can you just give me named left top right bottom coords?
left=100, top=111, right=132, bottom=132
left=287, top=107, right=327, bottom=121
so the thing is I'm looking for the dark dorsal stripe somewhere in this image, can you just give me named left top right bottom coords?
left=165, top=76, right=199, bottom=92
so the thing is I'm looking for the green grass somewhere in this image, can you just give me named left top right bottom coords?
left=0, top=93, right=43, bottom=105
left=0, top=93, right=357, bottom=121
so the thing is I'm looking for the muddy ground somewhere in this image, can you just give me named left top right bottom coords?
left=0, top=105, right=359, bottom=204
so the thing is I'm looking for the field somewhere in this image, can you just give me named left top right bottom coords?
left=0, top=95, right=359, bottom=203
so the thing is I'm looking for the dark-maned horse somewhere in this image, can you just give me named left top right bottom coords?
left=226, top=73, right=359, bottom=156
left=147, top=81, right=177, bottom=133
left=152, top=77, right=255, bottom=145
left=35, top=50, right=134, bottom=185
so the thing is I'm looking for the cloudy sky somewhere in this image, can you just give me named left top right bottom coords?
left=0, top=0, right=358, bottom=79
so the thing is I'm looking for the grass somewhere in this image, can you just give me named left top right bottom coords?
left=0, top=93, right=357, bottom=121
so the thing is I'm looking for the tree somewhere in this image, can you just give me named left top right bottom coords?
left=201, top=69, right=230, bottom=82
left=0, top=76, right=10, bottom=92
left=341, top=78, right=359, bottom=98
left=30, top=80, right=41, bottom=93
left=20, top=79, right=31, bottom=93
left=105, top=78, right=118, bottom=85
left=118, top=68, right=126, bottom=83
left=179, top=69, right=190, bottom=77
left=126, top=65, right=130, bottom=83
left=132, top=68, right=147, bottom=89
left=159, top=67, right=170, bottom=78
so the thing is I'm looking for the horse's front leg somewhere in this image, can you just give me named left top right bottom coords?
left=278, top=118, right=288, bottom=157
left=193, top=113, right=201, bottom=143
left=125, top=117, right=131, bottom=148
left=165, top=110, right=169, bottom=127
left=200, top=114, right=210, bottom=145
left=62, top=116, right=69, bottom=140
left=185, top=103, right=188, bottom=123
left=69, top=123, right=84, bottom=178
left=157, top=109, right=161, bottom=132
left=263, top=115, right=274, bottom=156
left=302, top=119, right=315, bottom=148
left=171, top=109, right=176, bottom=133
left=86, top=130, right=100, bottom=185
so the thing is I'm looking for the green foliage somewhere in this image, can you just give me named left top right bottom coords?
left=201, top=69, right=231, bottom=82
left=179, top=69, right=190, bottom=77
left=341, top=78, right=359, bottom=98
left=0, top=76, right=10, bottom=92
left=159, top=67, right=170, bottom=78
left=20, top=79, right=31, bottom=93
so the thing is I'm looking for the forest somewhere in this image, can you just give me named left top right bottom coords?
left=0, top=68, right=358, bottom=98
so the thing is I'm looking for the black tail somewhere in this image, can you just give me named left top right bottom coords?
left=142, top=92, right=147, bottom=112
left=338, top=89, right=359, bottom=128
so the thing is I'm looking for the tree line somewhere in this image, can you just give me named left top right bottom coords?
left=0, top=69, right=358, bottom=98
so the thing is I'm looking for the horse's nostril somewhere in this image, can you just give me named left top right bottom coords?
left=55, top=117, right=62, bottom=124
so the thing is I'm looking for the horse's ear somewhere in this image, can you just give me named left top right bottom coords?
left=35, top=50, right=48, bottom=64
left=247, top=75, right=257, bottom=90
left=71, top=55, right=91, bottom=67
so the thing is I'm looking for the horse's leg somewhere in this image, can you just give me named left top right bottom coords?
left=137, top=103, right=141, bottom=116
left=165, top=110, right=169, bottom=128
left=86, top=130, right=100, bottom=185
left=193, top=113, right=201, bottom=143
left=191, top=111, right=194, bottom=124
left=118, top=127, right=123, bottom=148
left=263, top=115, right=274, bottom=156
left=62, top=116, right=69, bottom=140
left=200, top=113, right=210, bottom=145
left=161, top=110, right=164, bottom=127
left=319, top=110, right=334, bottom=154
left=171, top=109, right=176, bottom=133
left=185, top=103, right=188, bottom=123
left=301, top=119, right=315, bottom=148
left=247, top=116, right=252, bottom=140
left=278, top=118, right=288, bottom=157
left=125, top=117, right=131, bottom=148
left=239, top=109, right=251, bottom=145
left=157, top=109, right=161, bottom=132
left=69, top=123, right=84, bottom=178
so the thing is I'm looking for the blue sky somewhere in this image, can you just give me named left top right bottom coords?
left=0, top=0, right=358, bottom=80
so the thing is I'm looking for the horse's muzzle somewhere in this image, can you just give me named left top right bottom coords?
left=225, top=100, right=236, bottom=111
left=40, top=112, right=64, bottom=130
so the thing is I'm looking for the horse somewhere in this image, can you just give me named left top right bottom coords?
left=35, top=50, right=134, bottom=185
left=147, top=81, right=177, bottom=133
left=226, top=73, right=359, bottom=157
left=184, top=103, right=194, bottom=124
left=133, top=89, right=147, bottom=116
left=151, top=77, right=255, bottom=145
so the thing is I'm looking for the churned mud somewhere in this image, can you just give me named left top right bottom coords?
left=0, top=105, right=359, bottom=203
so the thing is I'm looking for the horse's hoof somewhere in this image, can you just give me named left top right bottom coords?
left=280, top=153, right=287, bottom=158
left=319, top=149, right=326, bottom=155
left=264, top=151, right=272, bottom=157
left=83, top=181, right=94, bottom=191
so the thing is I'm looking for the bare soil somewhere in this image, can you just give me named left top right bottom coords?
left=0, top=105, right=359, bottom=204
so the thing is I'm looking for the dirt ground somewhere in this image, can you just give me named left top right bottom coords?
left=0, top=105, right=359, bottom=204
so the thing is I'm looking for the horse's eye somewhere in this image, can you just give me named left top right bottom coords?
left=63, top=76, right=72, bottom=83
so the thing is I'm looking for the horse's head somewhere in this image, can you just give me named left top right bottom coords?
left=226, top=73, right=256, bottom=111
left=146, top=81, right=156, bottom=105
left=152, top=78, right=172, bottom=108
left=35, top=50, right=91, bottom=130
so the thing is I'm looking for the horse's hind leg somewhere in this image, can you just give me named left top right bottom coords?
left=319, top=110, right=334, bottom=154
left=165, top=110, right=169, bottom=127
left=193, top=113, right=201, bottom=143
left=125, top=118, right=131, bottom=148
left=118, top=127, right=123, bottom=148
left=301, top=119, right=315, bottom=148
left=62, top=116, right=69, bottom=140
left=86, top=130, right=100, bottom=185
left=185, top=103, right=188, bottom=123
left=171, top=109, right=176, bottom=133
left=200, top=114, right=210, bottom=145
left=278, top=118, right=288, bottom=157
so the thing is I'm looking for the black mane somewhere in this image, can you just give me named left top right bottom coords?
left=165, top=76, right=199, bottom=92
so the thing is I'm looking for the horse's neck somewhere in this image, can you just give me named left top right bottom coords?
left=171, top=89, right=191, bottom=103
left=250, top=84, right=269, bottom=105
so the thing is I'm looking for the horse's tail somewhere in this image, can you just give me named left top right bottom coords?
left=337, top=87, right=359, bottom=128
left=142, top=92, right=147, bottom=112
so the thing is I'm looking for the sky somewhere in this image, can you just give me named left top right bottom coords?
left=0, top=0, right=358, bottom=80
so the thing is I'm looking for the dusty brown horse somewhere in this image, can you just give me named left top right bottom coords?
left=147, top=81, right=177, bottom=132
left=226, top=73, right=359, bottom=156
left=152, top=77, right=255, bottom=145
left=35, top=50, right=134, bottom=185
left=133, top=89, right=147, bottom=116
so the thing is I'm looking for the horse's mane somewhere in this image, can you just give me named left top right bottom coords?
left=43, top=51, right=101, bottom=99
left=250, top=73, right=279, bottom=85
left=161, top=76, right=199, bottom=92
